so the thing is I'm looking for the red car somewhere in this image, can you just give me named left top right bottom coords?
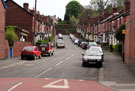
left=38, top=43, right=54, bottom=56
left=21, top=46, right=42, bottom=60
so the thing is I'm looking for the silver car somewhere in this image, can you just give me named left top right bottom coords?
left=82, top=49, right=102, bottom=68
left=56, top=39, right=65, bottom=48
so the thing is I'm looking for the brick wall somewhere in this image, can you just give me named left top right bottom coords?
left=13, top=41, right=32, bottom=57
left=6, top=0, right=34, bottom=42
left=125, top=0, right=135, bottom=72
left=0, top=1, right=6, bottom=59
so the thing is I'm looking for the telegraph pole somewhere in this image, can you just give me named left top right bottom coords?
left=33, top=0, right=37, bottom=45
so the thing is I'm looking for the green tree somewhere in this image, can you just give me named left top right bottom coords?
left=64, top=0, right=83, bottom=22
left=115, top=24, right=125, bottom=42
left=70, top=15, right=78, bottom=26
left=5, top=26, right=18, bottom=46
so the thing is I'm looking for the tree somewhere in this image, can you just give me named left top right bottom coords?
left=64, top=0, right=83, bottom=22
left=5, top=26, right=18, bottom=46
left=110, top=0, right=125, bottom=10
left=115, top=24, right=125, bottom=42
left=70, top=15, right=78, bottom=26
left=90, top=0, right=109, bottom=14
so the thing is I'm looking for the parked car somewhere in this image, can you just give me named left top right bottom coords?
left=88, top=46, right=104, bottom=61
left=87, top=42, right=97, bottom=49
left=77, top=40, right=83, bottom=46
left=74, top=39, right=79, bottom=44
left=21, top=46, right=41, bottom=60
left=81, top=42, right=88, bottom=49
left=82, top=49, right=103, bottom=68
left=56, top=39, right=65, bottom=48
left=58, top=33, right=63, bottom=39
left=38, top=43, right=54, bottom=56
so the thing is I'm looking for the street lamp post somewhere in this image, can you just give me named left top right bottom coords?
left=33, top=0, right=37, bottom=45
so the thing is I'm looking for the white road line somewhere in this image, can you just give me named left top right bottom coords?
left=55, top=61, right=63, bottom=66
left=99, top=68, right=104, bottom=81
left=35, top=68, right=52, bottom=78
left=8, top=82, right=23, bottom=91
left=65, top=54, right=74, bottom=61
left=43, top=79, right=69, bottom=89
left=0, top=61, right=26, bottom=70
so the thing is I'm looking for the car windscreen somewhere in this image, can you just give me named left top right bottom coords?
left=85, top=50, right=101, bottom=56
left=23, top=47, right=33, bottom=51
left=40, top=44, right=49, bottom=47
left=88, top=42, right=97, bottom=46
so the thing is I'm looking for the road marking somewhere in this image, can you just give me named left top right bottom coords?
left=55, top=61, right=63, bottom=66
left=35, top=68, right=52, bottom=78
left=0, top=61, right=26, bottom=70
left=65, top=54, right=74, bottom=61
left=45, top=78, right=52, bottom=80
left=99, top=68, right=104, bottom=81
left=8, top=82, right=23, bottom=91
left=43, top=79, right=69, bottom=89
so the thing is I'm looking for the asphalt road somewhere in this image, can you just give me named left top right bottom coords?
left=0, top=35, right=135, bottom=91
left=0, top=35, right=100, bottom=81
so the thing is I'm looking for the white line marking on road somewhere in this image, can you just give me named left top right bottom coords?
left=35, top=68, right=52, bottom=78
left=8, top=82, right=23, bottom=91
left=0, top=61, right=26, bottom=69
left=55, top=61, right=63, bottom=66
left=43, top=79, right=69, bottom=89
left=65, top=54, right=74, bottom=61
left=99, top=68, right=104, bottom=81
left=45, top=78, right=52, bottom=80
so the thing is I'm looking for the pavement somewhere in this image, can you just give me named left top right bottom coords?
left=100, top=51, right=135, bottom=91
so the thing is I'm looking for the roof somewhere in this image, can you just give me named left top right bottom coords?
left=6, top=0, right=33, bottom=16
left=2, top=0, right=7, bottom=9
left=111, top=10, right=130, bottom=21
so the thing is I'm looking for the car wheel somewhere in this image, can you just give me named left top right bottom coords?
left=21, top=56, right=24, bottom=60
left=51, top=52, right=53, bottom=55
left=82, top=62, right=86, bottom=67
left=97, top=62, right=102, bottom=68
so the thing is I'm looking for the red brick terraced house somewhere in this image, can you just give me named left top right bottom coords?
left=124, top=0, right=135, bottom=72
left=0, top=0, right=7, bottom=59
left=6, top=0, right=56, bottom=44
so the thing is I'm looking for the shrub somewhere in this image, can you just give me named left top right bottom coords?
left=114, top=43, right=123, bottom=54
left=5, top=30, right=18, bottom=46
left=109, top=44, right=113, bottom=52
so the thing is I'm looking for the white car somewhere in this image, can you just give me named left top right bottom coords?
left=88, top=46, right=104, bottom=61
left=56, top=39, right=65, bottom=48
left=58, top=33, right=63, bottom=39
left=82, top=50, right=102, bottom=68
left=87, top=42, right=97, bottom=49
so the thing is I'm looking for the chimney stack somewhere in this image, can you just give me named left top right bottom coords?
left=124, top=1, right=130, bottom=11
left=112, top=8, right=117, bottom=14
left=23, top=3, right=29, bottom=11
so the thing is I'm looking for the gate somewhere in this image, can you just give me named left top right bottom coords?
left=9, top=47, right=13, bottom=58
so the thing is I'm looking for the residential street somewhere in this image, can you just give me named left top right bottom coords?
left=0, top=35, right=135, bottom=91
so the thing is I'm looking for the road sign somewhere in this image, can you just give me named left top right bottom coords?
left=122, top=29, right=126, bottom=34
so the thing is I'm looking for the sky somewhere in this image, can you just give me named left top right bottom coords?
left=13, top=0, right=91, bottom=20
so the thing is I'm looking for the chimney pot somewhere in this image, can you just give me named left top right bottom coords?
left=23, top=3, right=29, bottom=11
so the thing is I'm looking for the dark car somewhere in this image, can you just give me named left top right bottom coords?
left=21, top=46, right=42, bottom=60
left=38, top=43, right=54, bottom=56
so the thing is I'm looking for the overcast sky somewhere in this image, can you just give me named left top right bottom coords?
left=13, top=0, right=91, bottom=20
